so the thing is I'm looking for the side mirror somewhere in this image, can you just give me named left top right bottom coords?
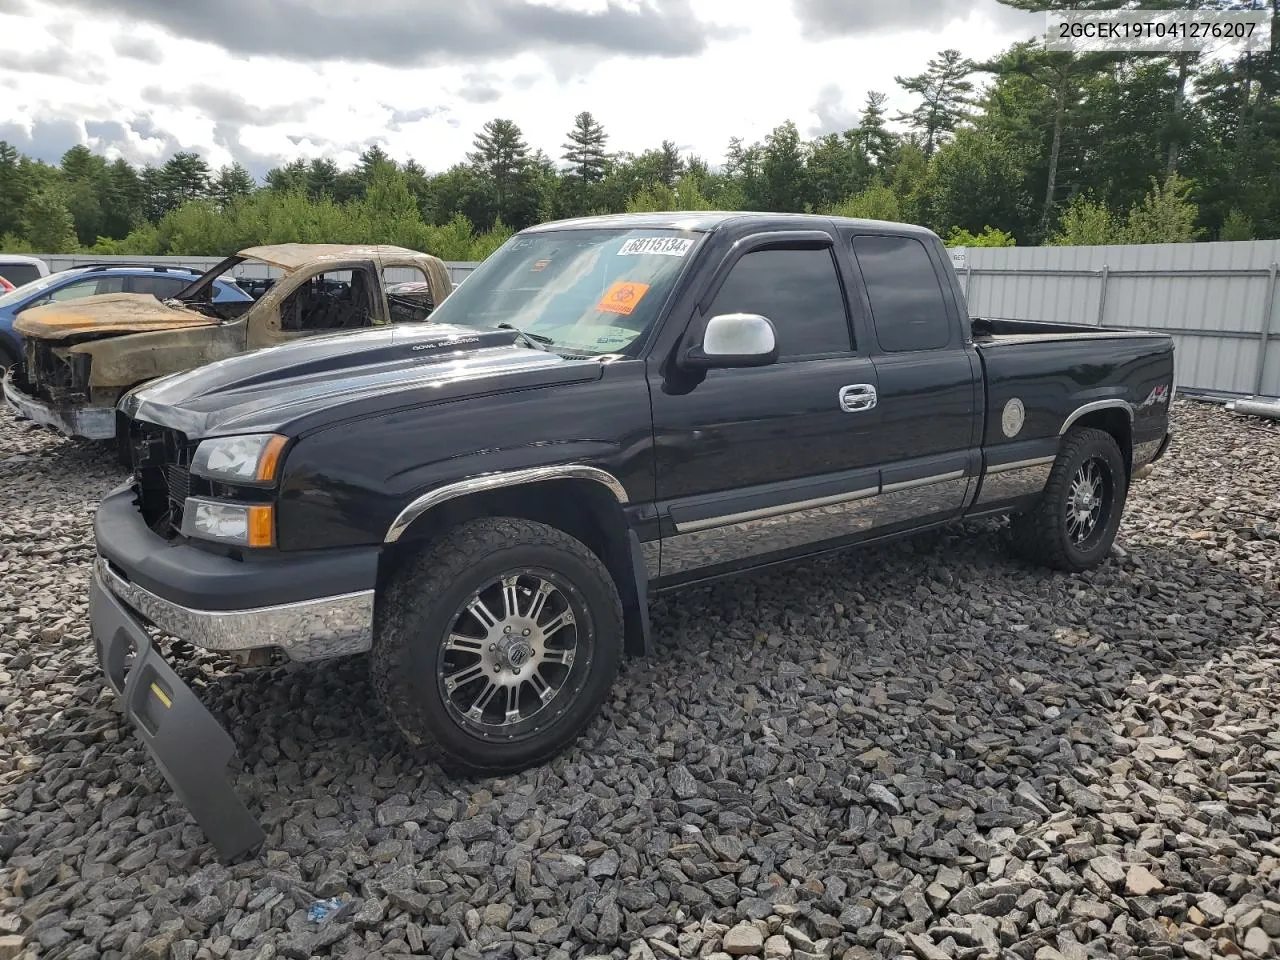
left=679, top=313, right=779, bottom=369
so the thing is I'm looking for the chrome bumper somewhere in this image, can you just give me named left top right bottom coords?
left=2, top=368, right=116, bottom=440
left=95, top=556, right=374, bottom=661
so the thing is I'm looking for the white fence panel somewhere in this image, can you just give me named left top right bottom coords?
left=962, top=239, right=1280, bottom=400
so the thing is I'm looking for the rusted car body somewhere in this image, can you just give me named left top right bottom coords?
left=2, top=243, right=453, bottom=441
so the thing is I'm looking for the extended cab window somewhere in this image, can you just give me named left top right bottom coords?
left=706, top=247, right=851, bottom=358
left=383, top=265, right=435, bottom=324
left=852, top=235, right=952, bottom=352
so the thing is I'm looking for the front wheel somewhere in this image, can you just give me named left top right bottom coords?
left=1009, top=426, right=1128, bottom=572
left=371, top=517, right=623, bottom=775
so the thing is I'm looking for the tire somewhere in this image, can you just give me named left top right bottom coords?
left=1009, top=426, right=1128, bottom=573
left=371, top=516, right=624, bottom=776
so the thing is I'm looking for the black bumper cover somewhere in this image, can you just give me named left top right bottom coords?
left=94, top=484, right=378, bottom=610
left=90, top=569, right=266, bottom=863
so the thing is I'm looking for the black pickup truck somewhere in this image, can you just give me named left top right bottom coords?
left=89, top=212, right=1174, bottom=859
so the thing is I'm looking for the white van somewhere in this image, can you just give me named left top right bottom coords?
left=0, top=255, right=50, bottom=288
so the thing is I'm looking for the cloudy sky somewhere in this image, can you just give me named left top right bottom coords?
left=0, top=0, right=1044, bottom=180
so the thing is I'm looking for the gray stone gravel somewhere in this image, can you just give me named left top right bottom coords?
left=2, top=398, right=1280, bottom=960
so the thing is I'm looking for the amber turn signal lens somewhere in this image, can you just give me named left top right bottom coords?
left=255, top=435, right=289, bottom=483
left=246, top=505, right=275, bottom=548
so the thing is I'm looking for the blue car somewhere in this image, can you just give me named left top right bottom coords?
left=0, top=264, right=253, bottom=370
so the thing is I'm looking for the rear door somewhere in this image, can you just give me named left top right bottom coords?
left=841, top=230, right=982, bottom=529
left=649, top=230, right=883, bottom=579
left=127, top=274, right=191, bottom=300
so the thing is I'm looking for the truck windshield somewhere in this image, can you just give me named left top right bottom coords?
left=428, top=227, right=703, bottom=355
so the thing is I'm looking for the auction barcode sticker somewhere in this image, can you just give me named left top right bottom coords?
left=617, top=237, right=694, bottom=257
left=1046, top=9, right=1271, bottom=53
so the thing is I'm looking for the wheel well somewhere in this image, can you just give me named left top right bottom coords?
left=379, top=478, right=648, bottom=656
left=0, top=340, right=17, bottom=371
left=1072, top=409, right=1133, bottom=476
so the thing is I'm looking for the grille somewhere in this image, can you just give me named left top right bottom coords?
left=165, top=464, right=191, bottom=508
left=123, top=417, right=192, bottom=537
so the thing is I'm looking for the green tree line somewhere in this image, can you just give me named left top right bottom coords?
left=1, top=0, right=1276, bottom=259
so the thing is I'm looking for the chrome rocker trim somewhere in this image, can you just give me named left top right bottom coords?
left=95, top=557, right=374, bottom=661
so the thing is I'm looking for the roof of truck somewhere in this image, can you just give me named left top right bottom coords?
left=522, top=211, right=939, bottom=238
left=237, top=244, right=440, bottom=271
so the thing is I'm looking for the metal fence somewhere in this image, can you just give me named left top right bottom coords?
left=24, top=240, right=1280, bottom=401
left=953, top=239, right=1280, bottom=401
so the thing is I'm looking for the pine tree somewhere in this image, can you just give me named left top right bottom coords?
left=0, top=141, right=32, bottom=237
left=159, top=151, right=211, bottom=212
left=467, top=119, right=537, bottom=229
left=657, top=140, right=683, bottom=188
left=213, top=163, right=256, bottom=208
left=561, top=111, right=610, bottom=183
left=895, top=49, right=977, bottom=157
left=855, top=92, right=897, bottom=168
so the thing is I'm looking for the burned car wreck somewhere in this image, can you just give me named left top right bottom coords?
left=3, top=243, right=454, bottom=442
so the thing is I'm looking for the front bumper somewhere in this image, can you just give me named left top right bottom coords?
left=90, top=566, right=266, bottom=862
left=94, top=484, right=378, bottom=660
left=2, top=367, right=116, bottom=440
left=90, top=484, right=381, bottom=860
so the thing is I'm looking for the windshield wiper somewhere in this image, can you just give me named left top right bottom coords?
left=496, top=322, right=555, bottom=347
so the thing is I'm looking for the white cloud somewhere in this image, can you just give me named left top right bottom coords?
left=0, top=0, right=1040, bottom=177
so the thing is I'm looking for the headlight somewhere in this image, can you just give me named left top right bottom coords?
left=191, top=433, right=288, bottom=485
left=181, top=497, right=275, bottom=547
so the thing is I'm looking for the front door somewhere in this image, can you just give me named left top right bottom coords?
left=649, top=236, right=883, bottom=580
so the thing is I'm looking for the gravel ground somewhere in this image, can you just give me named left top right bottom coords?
left=2, top=397, right=1280, bottom=960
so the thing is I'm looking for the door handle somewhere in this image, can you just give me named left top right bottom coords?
left=838, top=384, right=877, bottom=412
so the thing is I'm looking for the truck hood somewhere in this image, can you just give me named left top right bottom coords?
left=121, top=322, right=604, bottom=439
left=14, top=293, right=217, bottom=341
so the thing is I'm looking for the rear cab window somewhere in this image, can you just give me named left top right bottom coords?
left=851, top=235, right=953, bottom=352
left=383, top=265, right=436, bottom=323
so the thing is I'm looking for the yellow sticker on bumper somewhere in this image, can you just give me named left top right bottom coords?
left=150, top=682, right=172, bottom=709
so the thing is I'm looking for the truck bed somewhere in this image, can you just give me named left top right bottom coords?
left=970, top=315, right=1166, bottom=346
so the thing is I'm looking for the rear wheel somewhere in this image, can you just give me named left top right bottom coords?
left=371, top=516, right=623, bottom=775
left=1009, top=426, right=1128, bottom=572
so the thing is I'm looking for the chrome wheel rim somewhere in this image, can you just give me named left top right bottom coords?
left=1065, top=457, right=1109, bottom=547
left=437, top=571, right=583, bottom=736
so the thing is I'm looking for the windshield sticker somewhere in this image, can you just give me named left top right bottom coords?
left=617, top=237, right=694, bottom=258
left=531, top=259, right=551, bottom=272
left=597, top=281, right=651, bottom=316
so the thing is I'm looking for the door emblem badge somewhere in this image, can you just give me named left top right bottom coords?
left=1001, top=398, right=1025, bottom=438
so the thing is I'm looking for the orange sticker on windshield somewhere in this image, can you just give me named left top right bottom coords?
left=597, top=281, right=650, bottom=316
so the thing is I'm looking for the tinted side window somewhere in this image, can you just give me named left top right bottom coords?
left=130, top=275, right=188, bottom=298
left=47, top=279, right=104, bottom=302
left=1, top=265, right=40, bottom=286
left=852, top=235, right=952, bottom=352
left=706, top=247, right=851, bottom=358
left=95, top=276, right=126, bottom=294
